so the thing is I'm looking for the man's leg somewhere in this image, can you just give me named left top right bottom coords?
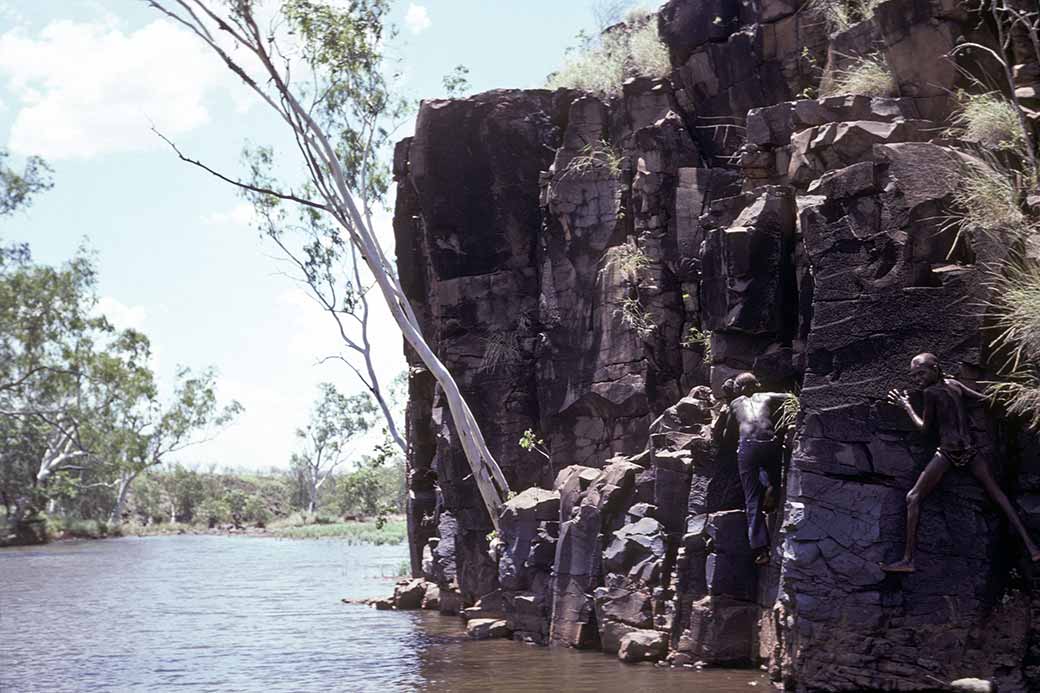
left=737, top=441, right=770, bottom=555
left=881, top=453, right=950, bottom=573
left=969, top=457, right=1040, bottom=561
left=759, top=443, right=783, bottom=513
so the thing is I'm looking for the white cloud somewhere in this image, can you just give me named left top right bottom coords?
left=97, top=295, right=147, bottom=330
left=203, top=203, right=257, bottom=228
left=0, top=18, right=251, bottom=160
left=404, top=3, right=431, bottom=35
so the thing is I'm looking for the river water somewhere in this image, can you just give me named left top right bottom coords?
left=0, top=536, right=767, bottom=692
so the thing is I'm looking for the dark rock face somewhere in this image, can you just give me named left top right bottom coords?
left=394, top=1, right=1040, bottom=689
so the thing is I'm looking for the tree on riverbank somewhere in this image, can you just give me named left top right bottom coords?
left=0, top=239, right=241, bottom=543
left=292, top=383, right=375, bottom=513
left=104, top=368, right=243, bottom=526
left=146, top=0, right=512, bottom=528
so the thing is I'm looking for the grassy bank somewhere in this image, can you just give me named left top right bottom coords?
left=3, top=511, right=407, bottom=546
left=267, top=517, right=406, bottom=544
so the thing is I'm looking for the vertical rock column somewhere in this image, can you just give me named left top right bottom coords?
left=393, top=90, right=562, bottom=603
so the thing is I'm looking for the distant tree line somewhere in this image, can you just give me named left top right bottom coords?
left=124, top=453, right=405, bottom=531
left=1, top=143, right=407, bottom=545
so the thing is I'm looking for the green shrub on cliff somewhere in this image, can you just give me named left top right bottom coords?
left=547, top=8, right=670, bottom=97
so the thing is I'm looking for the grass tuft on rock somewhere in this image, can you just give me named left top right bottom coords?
left=984, top=260, right=1040, bottom=431
left=821, top=53, right=895, bottom=97
left=952, top=92, right=1027, bottom=152
left=808, top=0, right=884, bottom=34
left=948, top=158, right=1034, bottom=241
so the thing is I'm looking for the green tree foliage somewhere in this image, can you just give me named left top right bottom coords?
left=442, top=64, right=471, bottom=98
left=0, top=242, right=240, bottom=541
left=291, top=383, right=377, bottom=513
left=333, top=435, right=405, bottom=519
left=0, top=149, right=52, bottom=217
left=195, top=497, right=231, bottom=528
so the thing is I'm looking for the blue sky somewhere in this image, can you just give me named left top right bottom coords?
left=0, top=0, right=623, bottom=471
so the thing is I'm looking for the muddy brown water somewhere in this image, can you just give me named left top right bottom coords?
left=0, top=535, right=767, bottom=692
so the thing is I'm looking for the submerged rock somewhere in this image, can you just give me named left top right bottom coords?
left=467, top=618, right=512, bottom=640
left=617, top=629, right=668, bottom=663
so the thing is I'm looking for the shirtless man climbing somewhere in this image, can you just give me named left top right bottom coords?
left=881, top=353, right=1040, bottom=573
left=728, top=372, right=791, bottom=565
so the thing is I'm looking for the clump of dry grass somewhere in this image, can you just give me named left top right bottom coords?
left=479, top=331, right=522, bottom=372
left=984, top=260, right=1040, bottom=431
left=988, top=378, right=1040, bottom=430
left=821, top=53, right=895, bottom=97
left=776, top=394, right=801, bottom=432
left=808, top=0, right=884, bottom=34
left=560, top=140, right=624, bottom=179
left=953, top=161, right=1029, bottom=233
left=952, top=92, right=1027, bottom=151
left=989, top=263, right=1040, bottom=371
left=548, top=8, right=670, bottom=97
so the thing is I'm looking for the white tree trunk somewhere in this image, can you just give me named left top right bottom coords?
left=109, top=471, right=138, bottom=527
left=147, top=2, right=511, bottom=530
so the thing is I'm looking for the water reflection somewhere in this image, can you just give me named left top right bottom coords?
left=0, top=536, right=765, bottom=692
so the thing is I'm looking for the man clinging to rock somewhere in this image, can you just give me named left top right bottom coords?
left=727, top=372, right=792, bottom=566
left=881, top=352, right=1040, bottom=573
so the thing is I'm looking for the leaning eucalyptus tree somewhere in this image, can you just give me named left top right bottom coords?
left=144, top=0, right=511, bottom=527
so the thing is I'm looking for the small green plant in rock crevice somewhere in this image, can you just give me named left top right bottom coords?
left=519, top=428, right=551, bottom=461
left=681, top=325, right=712, bottom=362
left=618, top=295, right=656, bottom=339
left=612, top=238, right=653, bottom=282
left=611, top=239, right=657, bottom=340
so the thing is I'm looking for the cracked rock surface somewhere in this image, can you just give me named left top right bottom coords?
left=392, top=1, right=1040, bottom=689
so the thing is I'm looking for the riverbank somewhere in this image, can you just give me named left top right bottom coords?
left=3, top=515, right=407, bottom=547
left=121, top=516, right=407, bottom=544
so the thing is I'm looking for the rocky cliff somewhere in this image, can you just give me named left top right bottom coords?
left=392, top=0, right=1040, bottom=690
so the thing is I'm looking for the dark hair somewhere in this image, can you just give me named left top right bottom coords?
left=910, top=352, right=941, bottom=373
left=734, top=372, right=759, bottom=392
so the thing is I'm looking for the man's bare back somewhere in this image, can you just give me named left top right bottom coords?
left=730, top=393, right=782, bottom=441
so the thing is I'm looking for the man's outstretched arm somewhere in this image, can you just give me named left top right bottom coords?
left=888, top=388, right=929, bottom=431
left=950, top=379, right=987, bottom=402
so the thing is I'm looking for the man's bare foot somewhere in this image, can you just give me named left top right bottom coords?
left=880, top=559, right=915, bottom=573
